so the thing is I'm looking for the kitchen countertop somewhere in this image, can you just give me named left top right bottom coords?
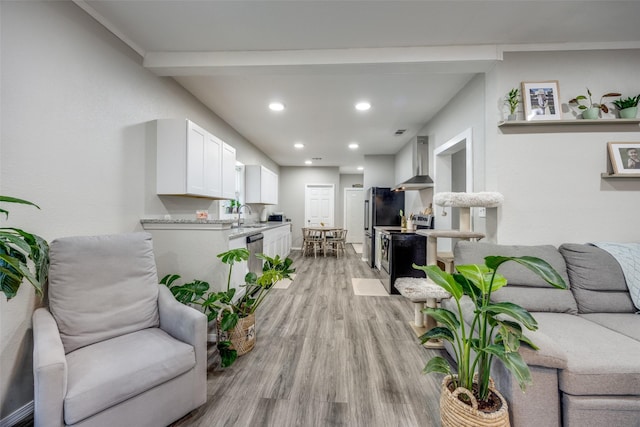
left=228, top=222, right=291, bottom=239
left=140, top=218, right=235, bottom=230
left=140, top=219, right=291, bottom=237
left=375, top=226, right=419, bottom=234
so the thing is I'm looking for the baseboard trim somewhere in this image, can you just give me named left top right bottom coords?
left=0, top=400, right=33, bottom=427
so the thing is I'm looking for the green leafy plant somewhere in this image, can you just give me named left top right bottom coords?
left=413, top=255, right=567, bottom=404
left=0, top=196, right=49, bottom=300
left=505, top=88, right=520, bottom=115
left=161, top=248, right=294, bottom=367
left=612, top=94, right=640, bottom=110
left=568, top=88, right=621, bottom=113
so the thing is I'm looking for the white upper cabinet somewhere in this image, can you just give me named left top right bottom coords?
left=156, top=119, right=235, bottom=199
left=245, top=165, right=278, bottom=204
left=221, top=142, right=236, bottom=199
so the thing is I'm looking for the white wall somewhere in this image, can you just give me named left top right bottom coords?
left=417, top=74, right=487, bottom=232
left=278, top=166, right=340, bottom=248
left=363, top=155, right=395, bottom=190
left=489, top=50, right=640, bottom=245
left=0, top=1, right=277, bottom=417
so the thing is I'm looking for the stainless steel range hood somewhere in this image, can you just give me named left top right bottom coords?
left=393, top=136, right=434, bottom=191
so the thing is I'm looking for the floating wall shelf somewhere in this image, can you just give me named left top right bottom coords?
left=601, top=173, right=640, bottom=179
left=498, top=118, right=640, bottom=134
left=498, top=118, right=640, bottom=127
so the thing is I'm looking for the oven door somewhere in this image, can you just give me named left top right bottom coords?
left=380, top=234, right=390, bottom=274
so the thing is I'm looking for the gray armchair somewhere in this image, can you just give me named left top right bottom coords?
left=33, top=232, right=207, bottom=427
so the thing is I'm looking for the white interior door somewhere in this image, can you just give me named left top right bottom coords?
left=343, top=188, right=364, bottom=243
left=305, top=184, right=335, bottom=227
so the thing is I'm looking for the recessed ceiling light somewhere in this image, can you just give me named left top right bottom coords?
left=348, top=143, right=359, bottom=150
left=294, top=143, right=304, bottom=149
left=269, top=102, right=285, bottom=111
left=357, top=166, right=364, bottom=171
left=305, top=160, right=312, bottom=165
left=355, top=101, right=371, bottom=111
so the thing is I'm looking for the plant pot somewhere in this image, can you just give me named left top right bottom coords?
left=217, top=313, right=256, bottom=356
left=619, top=106, right=638, bottom=119
left=440, top=375, right=510, bottom=427
left=507, top=114, right=517, bottom=121
left=582, top=107, right=600, bottom=120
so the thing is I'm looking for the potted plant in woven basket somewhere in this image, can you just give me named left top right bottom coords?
left=413, top=255, right=567, bottom=427
left=162, top=248, right=294, bottom=367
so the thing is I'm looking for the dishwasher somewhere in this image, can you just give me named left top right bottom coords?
left=246, top=233, right=264, bottom=280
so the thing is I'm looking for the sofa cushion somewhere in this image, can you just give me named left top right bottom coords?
left=64, top=328, right=195, bottom=425
left=48, top=233, right=160, bottom=353
left=580, top=313, right=640, bottom=342
left=535, top=313, right=640, bottom=396
left=559, top=243, right=635, bottom=314
left=454, top=242, right=577, bottom=314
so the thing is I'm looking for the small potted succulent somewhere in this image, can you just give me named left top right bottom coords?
left=612, top=94, right=640, bottom=119
left=568, top=88, right=621, bottom=119
left=504, top=88, right=520, bottom=121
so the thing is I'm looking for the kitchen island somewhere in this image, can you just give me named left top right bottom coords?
left=140, top=219, right=291, bottom=294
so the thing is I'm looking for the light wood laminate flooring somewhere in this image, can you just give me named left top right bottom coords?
left=172, top=246, right=446, bottom=426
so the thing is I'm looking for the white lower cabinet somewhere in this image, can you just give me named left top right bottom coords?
left=262, top=225, right=291, bottom=259
left=228, top=236, right=249, bottom=289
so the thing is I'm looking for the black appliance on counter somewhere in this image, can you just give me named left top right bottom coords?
left=363, top=187, right=405, bottom=268
left=380, top=215, right=434, bottom=294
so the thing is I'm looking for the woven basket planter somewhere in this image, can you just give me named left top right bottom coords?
left=217, top=313, right=256, bottom=356
left=440, top=375, right=510, bottom=427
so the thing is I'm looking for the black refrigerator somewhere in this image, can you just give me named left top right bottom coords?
left=363, top=187, right=405, bottom=268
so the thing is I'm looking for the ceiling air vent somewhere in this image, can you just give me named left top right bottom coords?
left=312, top=157, right=322, bottom=161
left=394, top=129, right=406, bottom=136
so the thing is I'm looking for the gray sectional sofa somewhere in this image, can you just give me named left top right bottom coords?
left=449, top=241, right=640, bottom=427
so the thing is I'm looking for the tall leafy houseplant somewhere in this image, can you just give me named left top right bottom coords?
left=162, top=248, right=294, bottom=367
left=413, top=256, right=567, bottom=406
left=0, top=196, right=49, bottom=300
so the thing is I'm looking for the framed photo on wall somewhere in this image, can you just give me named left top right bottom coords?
left=521, top=80, right=561, bottom=121
left=607, top=142, right=640, bottom=174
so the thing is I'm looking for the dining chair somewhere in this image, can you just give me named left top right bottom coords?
left=325, top=229, right=348, bottom=258
left=302, top=228, right=324, bottom=257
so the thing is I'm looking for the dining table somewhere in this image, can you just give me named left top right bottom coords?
left=304, top=226, right=342, bottom=257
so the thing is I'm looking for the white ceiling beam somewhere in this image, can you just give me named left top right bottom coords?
left=143, top=45, right=503, bottom=76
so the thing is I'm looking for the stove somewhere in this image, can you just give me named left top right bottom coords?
left=380, top=214, right=433, bottom=294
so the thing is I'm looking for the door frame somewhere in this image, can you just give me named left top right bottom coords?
left=433, top=128, right=474, bottom=251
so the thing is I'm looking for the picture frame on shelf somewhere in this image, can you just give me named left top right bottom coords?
left=521, top=80, right=561, bottom=121
left=607, top=142, right=640, bottom=174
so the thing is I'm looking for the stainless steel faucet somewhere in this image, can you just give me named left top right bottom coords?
left=237, top=204, right=252, bottom=227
